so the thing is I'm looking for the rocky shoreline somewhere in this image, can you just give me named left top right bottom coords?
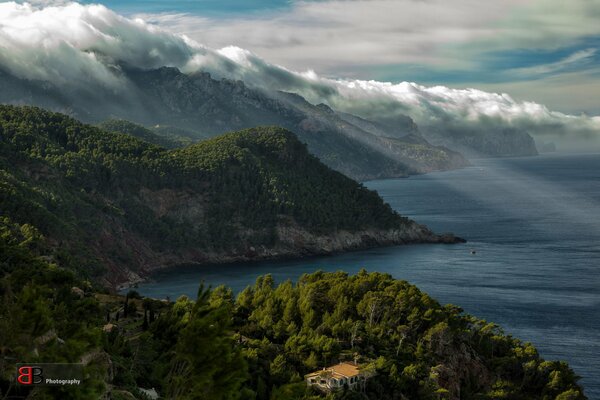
left=112, top=222, right=466, bottom=291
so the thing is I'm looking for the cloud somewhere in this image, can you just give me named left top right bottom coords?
left=0, top=1, right=599, bottom=150
left=0, top=1, right=208, bottom=88
left=511, top=48, right=598, bottom=76
left=137, top=0, right=600, bottom=77
left=473, top=68, right=600, bottom=116
left=198, top=46, right=600, bottom=148
left=138, top=0, right=600, bottom=116
left=138, top=0, right=522, bottom=73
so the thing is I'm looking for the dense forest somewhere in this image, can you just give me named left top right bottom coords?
left=0, top=105, right=444, bottom=287
left=0, top=223, right=585, bottom=399
left=97, top=119, right=195, bottom=150
left=0, top=105, right=586, bottom=399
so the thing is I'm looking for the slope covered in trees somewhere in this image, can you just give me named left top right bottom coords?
left=0, top=105, right=455, bottom=286
left=0, top=227, right=585, bottom=399
left=232, top=271, right=584, bottom=400
left=0, top=106, right=584, bottom=399
left=98, top=119, right=195, bottom=149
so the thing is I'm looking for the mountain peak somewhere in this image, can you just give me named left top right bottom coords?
left=316, top=103, right=335, bottom=114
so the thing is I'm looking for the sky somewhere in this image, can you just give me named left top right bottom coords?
left=1, top=1, right=599, bottom=150
left=77, top=0, right=600, bottom=116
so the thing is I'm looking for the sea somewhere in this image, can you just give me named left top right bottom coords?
left=134, top=153, right=600, bottom=398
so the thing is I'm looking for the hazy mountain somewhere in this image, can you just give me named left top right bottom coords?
left=0, top=66, right=467, bottom=181
left=418, top=124, right=539, bottom=158
left=0, top=1, right=596, bottom=161
left=338, top=107, right=538, bottom=158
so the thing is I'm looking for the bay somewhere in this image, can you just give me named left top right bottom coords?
left=135, top=153, right=600, bottom=398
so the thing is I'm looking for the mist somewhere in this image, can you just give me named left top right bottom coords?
left=1, top=2, right=599, bottom=151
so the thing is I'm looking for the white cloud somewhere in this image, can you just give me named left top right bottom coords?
left=138, top=0, right=600, bottom=76
left=473, top=68, right=600, bottom=116
left=0, top=1, right=599, bottom=150
left=207, top=46, right=600, bottom=149
left=0, top=2, right=207, bottom=88
left=512, top=48, right=597, bottom=76
left=138, top=0, right=522, bottom=73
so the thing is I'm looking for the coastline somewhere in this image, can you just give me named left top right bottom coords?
left=113, top=224, right=465, bottom=292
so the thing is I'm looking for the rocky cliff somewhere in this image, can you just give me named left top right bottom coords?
left=420, top=125, right=539, bottom=157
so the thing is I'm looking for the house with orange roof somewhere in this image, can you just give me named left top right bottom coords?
left=305, top=362, right=374, bottom=392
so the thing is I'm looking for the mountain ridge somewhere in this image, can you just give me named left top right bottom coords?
left=0, top=105, right=463, bottom=288
left=0, top=66, right=468, bottom=181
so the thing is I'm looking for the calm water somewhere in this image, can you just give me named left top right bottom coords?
left=135, top=153, right=600, bottom=398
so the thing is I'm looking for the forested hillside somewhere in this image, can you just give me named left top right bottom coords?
left=98, top=119, right=195, bottom=149
left=0, top=105, right=584, bottom=399
left=0, top=227, right=585, bottom=399
left=0, top=105, right=457, bottom=286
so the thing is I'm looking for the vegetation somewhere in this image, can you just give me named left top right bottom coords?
left=230, top=272, right=585, bottom=399
left=0, top=105, right=410, bottom=282
left=98, top=119, right=195, bottom=149
left=0, top=105, right=584, bottom=399
left=0, top=224, right=585, bottom=398
left=0, top=217, right=107, bottom=399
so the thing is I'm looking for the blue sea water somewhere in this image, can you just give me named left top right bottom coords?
left=135, top=153, right=600, bottom=398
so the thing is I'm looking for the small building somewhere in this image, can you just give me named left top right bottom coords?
left=305, top=362, right=373, bottom=392
left=139, top=387, right=159, bottom=400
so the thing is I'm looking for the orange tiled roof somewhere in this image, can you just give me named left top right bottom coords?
left=305, top=362, right=363, bottom=379
left=329, top=362, right=360, bottom=377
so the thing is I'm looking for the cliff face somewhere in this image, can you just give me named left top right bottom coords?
left=0, top=106, right=463, bottom=288
left=102, top=209, right=461, bottom=289
left=421, top=125, right=538, bottom=157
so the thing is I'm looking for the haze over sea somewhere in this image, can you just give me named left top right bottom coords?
left=136, top=153, right=600, bottom=397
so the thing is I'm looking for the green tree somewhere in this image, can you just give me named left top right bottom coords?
left=165, top=284, right=249, bottom=399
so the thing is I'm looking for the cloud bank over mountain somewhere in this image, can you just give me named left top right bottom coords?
left=1, top=2, right=599, bottom=150
left=138, top=0, right=600, bottom=77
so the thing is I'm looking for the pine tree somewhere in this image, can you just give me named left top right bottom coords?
left=165, top=283, right=249, bottom=399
